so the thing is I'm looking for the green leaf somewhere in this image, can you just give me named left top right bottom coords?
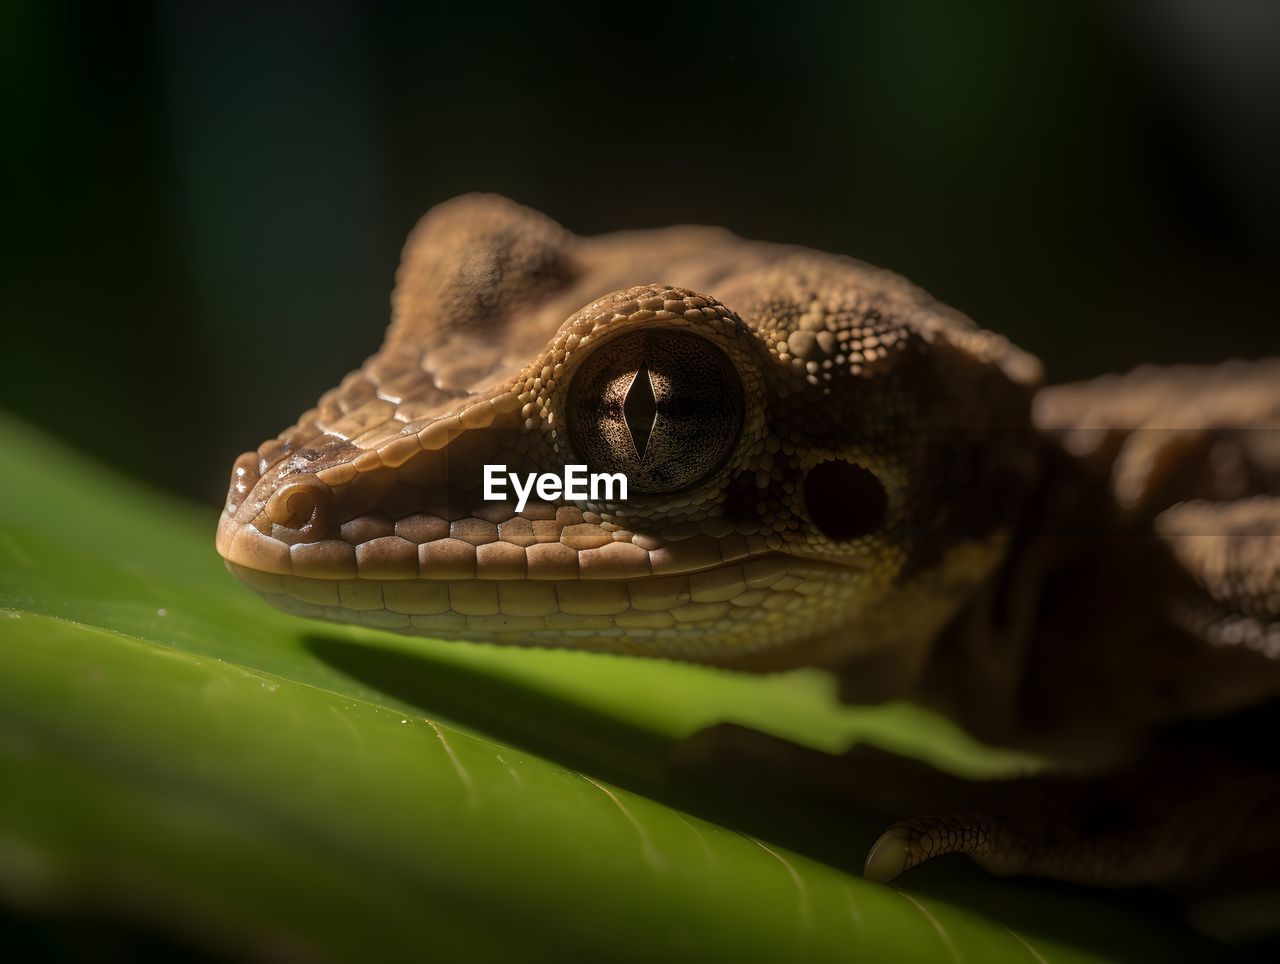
left=0, top=413, right=1226, bottom=962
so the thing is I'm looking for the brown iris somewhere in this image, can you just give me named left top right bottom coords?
left=566, top=329, right=744, bottom=494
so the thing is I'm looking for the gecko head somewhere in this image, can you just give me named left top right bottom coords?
left=217, top=196, right=1041, bottom=679
left=218, top=277, right=1038, bottom=677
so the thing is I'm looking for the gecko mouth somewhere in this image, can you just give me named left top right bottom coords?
left=221, top=531, right=865, bottom=658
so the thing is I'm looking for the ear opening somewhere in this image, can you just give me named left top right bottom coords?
left=803, top=460, right=888, bottom=541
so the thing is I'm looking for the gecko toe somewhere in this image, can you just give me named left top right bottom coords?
left=865, top=814, right=1007, bottom=883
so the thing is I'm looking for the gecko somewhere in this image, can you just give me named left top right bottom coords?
left=216, top=194, right=1280, bottom=895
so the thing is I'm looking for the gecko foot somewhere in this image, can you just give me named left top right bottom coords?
left=864, top=746, right=1280, bottom=888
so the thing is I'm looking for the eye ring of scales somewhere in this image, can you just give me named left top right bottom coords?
left=219, top=194, right=1280, bottom=906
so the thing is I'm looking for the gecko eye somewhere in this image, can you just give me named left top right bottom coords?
left=566, top=329, right=744, bottom=494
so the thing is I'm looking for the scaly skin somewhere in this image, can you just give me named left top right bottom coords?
left=218, top=194, right=1280, bottom=893
left=217, top=194, right=1039, bottom=676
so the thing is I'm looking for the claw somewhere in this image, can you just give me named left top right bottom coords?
left=863, top=826, right=914, bottom=883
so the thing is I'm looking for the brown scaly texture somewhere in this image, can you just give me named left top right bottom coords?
left=218, top=193, right=1040, bottom=676
left=218, top=194, right=1280, bottom=893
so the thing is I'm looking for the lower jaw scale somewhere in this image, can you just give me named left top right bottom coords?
left=238, top=568, right=851, bottom=658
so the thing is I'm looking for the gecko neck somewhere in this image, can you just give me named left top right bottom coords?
left=914, top=438, right=1184, bottom=758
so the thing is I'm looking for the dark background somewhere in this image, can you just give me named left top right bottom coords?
left=5, top=0, right=1278, bottom=505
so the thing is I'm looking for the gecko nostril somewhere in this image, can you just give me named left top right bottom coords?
left=264, top=476, right=332, bottom=534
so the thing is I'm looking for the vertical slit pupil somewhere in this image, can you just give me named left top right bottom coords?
left=623, top=362, right=658, bottom=461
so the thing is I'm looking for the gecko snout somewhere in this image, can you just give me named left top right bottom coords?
left=225, top=451, right=261, bottom=514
